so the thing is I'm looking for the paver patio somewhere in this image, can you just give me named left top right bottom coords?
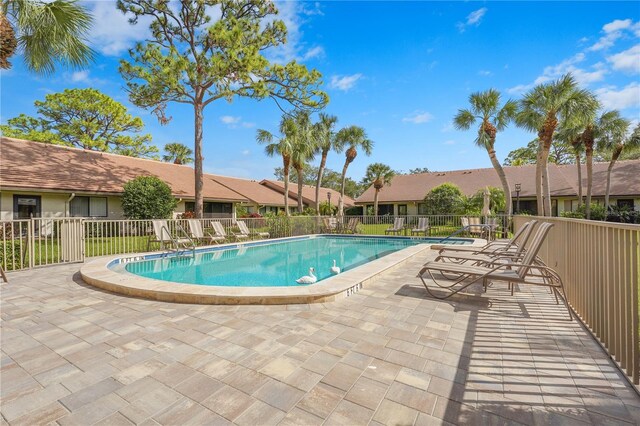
left=1, top=250, right=639, bottom=425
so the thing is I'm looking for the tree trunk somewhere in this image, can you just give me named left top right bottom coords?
left=487, top=145, right=512, bottom=216
left=315, top=149, right=328, bottom=213
left=297, top=167, right=304, bottom=213
left=535, top=141, right=545, bottom=216
left=283, top=156, right=290, bottom=216
left=374, top=190, right=379, bottom=218
left=585, top=144, right=593, bottom=219
left=605, top=149, right=621, bottom=210
left=339, top=160, right=350, bottom=217
left=194, top=103, right=204, bottom=218
left=575, top=152, right=583, bottom=207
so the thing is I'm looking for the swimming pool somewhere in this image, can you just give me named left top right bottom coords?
left=81, top=234, right=477, bottom=305
left=119, top=235, right=469, bottom=287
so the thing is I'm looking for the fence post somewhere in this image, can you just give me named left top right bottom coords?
left=28, top=219, right=34, bottom=269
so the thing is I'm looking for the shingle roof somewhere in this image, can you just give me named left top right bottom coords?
left=0, top=137, right=247, bottom=201
left=209, top=174, right=297, bottom=206
left=355, top=161, right=640, bottom=203
left=260, top=180, right=355, bottom=207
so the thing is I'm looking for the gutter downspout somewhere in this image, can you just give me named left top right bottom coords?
left=66, top=193, right=76, bottom=217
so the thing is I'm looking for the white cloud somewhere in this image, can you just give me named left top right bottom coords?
left=303, top=46, right=325, bottom=60
left=443, top=140, right=456, bottom=145
left=595, top=82, right=640, bottom=110
left=402, top=111, right=434, bottom=124
left=457, top=7, right=487, bottom=32
left=589, top=18, right=633, bottom=51
left=221, top=116, right=240, bottom=125
left=70, top=70, right=90, bottom=83
left=507, top=53, right=607, bottom=94
left=266, top=2, right=325, bottom=64
left=88, top=2, right=152, bottom=56
left=603, top=19, right=633, bottom=33
left=607, top=45, right=640, bottom=74
left=478, top=70, right=492, bottom=76
left=220, top=116, right=254, bottom=129
left=441, top=122, right=454, bottom=132
left=329, top=74, right=363, bottom=91
left=241, top=149, right=251, bottom=156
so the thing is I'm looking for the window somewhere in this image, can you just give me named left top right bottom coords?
left=617, top=199, right=634, bottom=209
left=70, top=196, right=107, bottom=217
left=397, top=204, right=408, bottom=215
left=13, top=195, right=41, bottom=219
left=417, top=203, right=428, bottom=215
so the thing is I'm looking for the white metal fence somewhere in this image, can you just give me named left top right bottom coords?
left=513, top=216, right=640, bottom=385
left=1, top=215, right=510, bottom=272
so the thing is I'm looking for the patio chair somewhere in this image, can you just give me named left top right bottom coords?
left=212, top=221, right=248, bottom=242
left=385, top=217, right=405, bottom=235
left=411, top=218, right=431, bottom=236
left=147, top=220, right=193, bottom=251
left=237, top=220, right=269, bottom=239
left=418, top=222, right=573, bottom=320
left=323, top=217, right=338, bottom=233
left=343, top=218, right=361, bottom=234
left=187, top=219, right=225, bottom=245
left=435, top=220, right=537, bottom=257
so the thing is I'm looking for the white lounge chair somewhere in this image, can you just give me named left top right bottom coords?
left=187, top=219, right=225, bottom=245
left=237, top=220, right=269, bottom=239
left=212, top=221, right=248, bottom=242
left=385, top=217, right=405, bottom=235
left=147, top=220, right=193, bottom=251
left=411, top=218, right=431, bottom=236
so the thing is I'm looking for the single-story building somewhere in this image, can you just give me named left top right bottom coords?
left=0, top=137, right=353, bottom=219
left=356, top=161, right=640, bottom=216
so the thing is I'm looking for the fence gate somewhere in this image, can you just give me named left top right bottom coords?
left=60, top=219, right=85, bottom=263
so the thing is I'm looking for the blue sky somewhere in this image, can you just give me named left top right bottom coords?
left=1, top=1, right=639, bottom=182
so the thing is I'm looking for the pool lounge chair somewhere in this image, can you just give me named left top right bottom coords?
left=434, top=220, right=537, bottom=256
left=418, top=222, right=572, bottom=319
left=148, top=220, right=193, bottom=251
left=187, top=219, right=225, bottom=245
left=343, top=218, right=361, bottom=234
left=323, top=217, right=338, bottom=233
left=237, top=220, right=269, bottom=239
left=212, top=221, right=248, bottom=242
left=411, top=218, right=431, bottom=236
left=385, top=217, right=405, bottom=235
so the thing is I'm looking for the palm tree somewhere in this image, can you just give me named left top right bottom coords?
left=516, top=74, right=599, bottom=216
left=555, top=127, right=584, bottom=206
left=163, top=142, right=193, bottom=165
left=596, top=114, right=634, bottom=211
left=290, top=111, right=317, bottom=213
left=335, top=126, right=373, bottom=216
left=1, top=0, right=94, bottom=75
left=453, top=89, right=517, bottom=216
left=313, top=113, right=338, bottom=213
left=257, top=117, right=296, bottom=216
left=578, top=110, right=628, bottom=219
left=362, top=163, right=395, bottom=216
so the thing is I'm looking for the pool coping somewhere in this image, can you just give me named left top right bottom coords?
left=80, top=234, right=485, bottom=305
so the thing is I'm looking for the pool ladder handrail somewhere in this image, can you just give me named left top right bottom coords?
left=160, top=223, right=196, bottom=259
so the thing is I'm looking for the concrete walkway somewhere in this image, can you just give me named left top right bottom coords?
left=1, top=252, right=639, bottom=425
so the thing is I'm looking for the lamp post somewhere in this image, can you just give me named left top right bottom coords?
left=515, top=183, right=521, bottom=214
left=327, top=192, right=332, bottom=216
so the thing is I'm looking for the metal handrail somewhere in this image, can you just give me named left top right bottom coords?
left=160, top=224, right=196, bottom=258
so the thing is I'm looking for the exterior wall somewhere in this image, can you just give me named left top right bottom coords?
left=1, top=191, right=69, bottom=219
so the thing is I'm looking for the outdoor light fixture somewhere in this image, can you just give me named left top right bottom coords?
left=515, top=183, right=522, bottom=213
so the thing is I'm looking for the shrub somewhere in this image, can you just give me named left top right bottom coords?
left=423, top=183, right=466, bottom=215
left=561, top=204, right=607, bottom=221
left=121, top=176, right=177, bottom=219
left=0, top=240, right=23, bottom=270
left=178, top=211, right=196, bottom=219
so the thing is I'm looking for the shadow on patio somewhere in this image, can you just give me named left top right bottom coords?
left=395, top=280, right=639, bottom=424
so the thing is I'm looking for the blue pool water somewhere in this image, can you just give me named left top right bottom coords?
left=121, top=235, right=470, bottom=287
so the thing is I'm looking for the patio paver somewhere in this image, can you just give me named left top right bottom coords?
left=1, top=250, right=639, bottom=425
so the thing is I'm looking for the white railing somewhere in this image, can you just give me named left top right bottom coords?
left=1, top=215, right=511, bottom=272
left=513, top=216, right=640, bottom=385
